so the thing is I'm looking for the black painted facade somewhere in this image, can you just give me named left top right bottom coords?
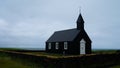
left=46, top=14, right=92, bottom=55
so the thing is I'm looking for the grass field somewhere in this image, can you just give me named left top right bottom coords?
left=0, top=48, right=22, bottom=50
left=0, top=58, right=31, bottom=68
left=0, top=54, right=35, bottom=68
left=0, top=48, right=120, bottom=68
left=0, top=50, right=43, bottom=68
left=92, top=49, right=119, bottom=54
left=111, top=65, right=120, bottom=68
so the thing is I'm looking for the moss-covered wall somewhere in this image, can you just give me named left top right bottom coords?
left=0, top=50, right=120, bottom=68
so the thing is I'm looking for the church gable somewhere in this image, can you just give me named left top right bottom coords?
left=73, top=30, right=91, bottom=43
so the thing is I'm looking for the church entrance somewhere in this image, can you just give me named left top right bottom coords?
left=80, top=39, right=86, bottom=54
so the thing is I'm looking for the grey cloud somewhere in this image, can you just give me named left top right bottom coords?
left=0, top=0, right=120, bottom=49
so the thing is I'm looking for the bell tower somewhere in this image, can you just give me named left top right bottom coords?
left=76, top=14, right=84, bottom=30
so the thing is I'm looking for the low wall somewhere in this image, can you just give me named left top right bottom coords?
left=0, top=50, right=120, bottom=68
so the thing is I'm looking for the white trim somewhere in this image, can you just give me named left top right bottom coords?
left=80, top=39, right=86, bottom=43
left=64, top=42, right=68, bottom=50
left=56, top=42, right=59, bottom=49
left=48, top=43, right=51, bottom=49
left=80, top=39, right=86, bottom=54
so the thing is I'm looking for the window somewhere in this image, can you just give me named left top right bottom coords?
left=64, top=42, right=68, bottom=50
left=56, top=42, right=59, bottom=49
left=48, top=43, right=51, bottom=49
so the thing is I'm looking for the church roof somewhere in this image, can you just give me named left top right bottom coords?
left=46, top=28, right=80, bottom=42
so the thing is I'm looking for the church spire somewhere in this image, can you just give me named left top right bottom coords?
left=76, top=14, right=84, bottom=30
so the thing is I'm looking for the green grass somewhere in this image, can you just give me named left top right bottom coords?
left=92, top=49, right=120, bottom=54
left=0, top=48, right=22, bottom=51
left=0, top=53, right=42, bottom=68
left=0, top=58, right=31, bottom=68
left=0, top=56, right=29, bottom=68
left=25, top=49, right=120, bottom=58
left=0, top=48, right=120, bottom=68
left=110, top=65, right=120, bottom=68
left=25, top=52, right=63, bottom=57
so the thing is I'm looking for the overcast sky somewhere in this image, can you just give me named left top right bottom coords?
left=0, top=0, right=120, bottom=49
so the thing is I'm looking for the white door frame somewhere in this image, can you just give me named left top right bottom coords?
left=80, top=39, right=86, bottom=54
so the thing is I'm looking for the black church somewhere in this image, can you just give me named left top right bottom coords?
left=46, top=14, right=92, bottom=55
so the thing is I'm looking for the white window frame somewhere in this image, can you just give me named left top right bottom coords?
left=64, top=42, right=68, bottom=50
left=48, top=43, right=51, bottom=49
left=56, top=42, right=59, bottom=49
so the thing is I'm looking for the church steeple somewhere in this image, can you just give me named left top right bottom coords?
left=76, top=14, right=84, bottom=30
